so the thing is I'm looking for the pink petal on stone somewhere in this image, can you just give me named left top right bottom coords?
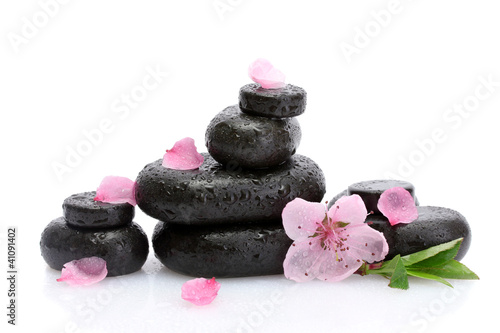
left=162, top=137, right=204, bottom=170
left=282, top=198, right=328, bottom=240
left=248, top=58, right=286, bottom=89
left=57, top=257, right=108, bottom=286
left=181, top=277, right=221, bottom=306
left=377, top=187, right=418, bottom=226
left=94, top=176, right=137, bottom=206
left=329, top=195, right=368, bottom=226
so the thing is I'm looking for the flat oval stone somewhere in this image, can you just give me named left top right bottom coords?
left=152, top=220, right=292, bottom=278
left=63, top=191, right=134, bottom=229
left=135, top=153, right=326, bottom=225
left=205, top=105, right=301, bottom=169
left=239, top=83, right=307, bottom=118
left=367, top=206, right=471, bottom=261
left=327, top=180, right=419, bottom=214
left=40, top=217, right=149, bottom=277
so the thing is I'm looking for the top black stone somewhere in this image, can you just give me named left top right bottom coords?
left=62, top=191, right=134, bottom=228
left=239, top=83, right=307, bottom=118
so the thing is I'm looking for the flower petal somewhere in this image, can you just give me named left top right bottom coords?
left=282, top=198, right=327, bottom=240
left=181, top=277, right=221, bottom=306
left=94, top=176, right=136, bottom=206
left=343, top=224, right=389, bottom=263
left=162, top=137, right=204, bottom=170
left=315, top=247, right=363, bottom=282
left=248, top=58, right=286, bottom=89
left=328, top=194, right=367, bottom=225
left=57, top=257, right=108, bottom=286
left=377, top=187, right=418, bottom=226
left=283, top=238, right=323, bottom=282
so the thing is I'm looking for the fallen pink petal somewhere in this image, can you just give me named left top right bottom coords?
left=162, top=137, right=204, bottom=170
left=377, top=187, right=418, bottom=226
left=282, top=195, right=388, bottom=283
left=94, top=175, right=137, bottom=206
left=57, top=257, right=108, bottom=286
left=181, top=277, right=221, bottom=306
left=248, top=58, right=286, bottom=89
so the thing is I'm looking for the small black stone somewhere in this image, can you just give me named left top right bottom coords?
left=135, top=153, right=326, bottom=225
left=239, top=83, right=307, bottom=118
left=152, top=220, right=292, bottom=278
left=367, top=206, right=471, bottom=261
left=205, top=105, right=301, bottom=169
left=40, top=217, right=149, bottom=277
left=63, top=191, right=134, bottom=229
left=327, top=180, right=419, bottom=214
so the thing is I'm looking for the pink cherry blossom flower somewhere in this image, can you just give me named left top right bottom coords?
left=94, top=176, right=137, bottom=206
left=282, top=195, right=389, bottom=282
left=248, top=58, right=286, bottom=89
left=57, top=257, right=108, bottom=286
left=377, top=187, right=418, bottom=226
left=181, top=277, right=221, bottom=306
left=162, top=137, right=204, bottom=170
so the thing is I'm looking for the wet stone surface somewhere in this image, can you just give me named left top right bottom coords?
left=367, top=206, right=471, bottom=261
left=152, top=220, right=292, bottom=278
left=239, top=83, right=307, bottom=118
left=40, top=217, right=149, bottom=277
left=205, top=105, right=302, bottom=169
left=135, top=153, right=326, bottom=225
left=63, top=191, right=134, bottom=229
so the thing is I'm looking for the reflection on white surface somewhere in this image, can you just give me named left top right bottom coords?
left=25, top=251, right=481, bottom=333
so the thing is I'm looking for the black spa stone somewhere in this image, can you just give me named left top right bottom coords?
left=135, top=153, right=326, bottom=225
left=239, top=83, right=307, bottom=118
left=367, top=206, right=471, bottom=261
left=63, top=191, right=134, bottom=229
left=40, top=217, right=149, bottom=277
left=152, top=220, right=292, bottom=278
left=205, top=105, right=301, bottom=169
left=327, top=180, right=419, bottom=214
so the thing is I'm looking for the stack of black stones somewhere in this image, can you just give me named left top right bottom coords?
left=39, top=84, right=473, bottom=279
left=40, top=192, right=149, bottom=276
left=135, top=82, right=327, bottom=277
left=328, top=180, right=471, bottom=261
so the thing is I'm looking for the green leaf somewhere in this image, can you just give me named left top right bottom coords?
left=406, top=241, right=462, bottom=268
left=384, top=255, right=409, bottom=290
left=401, top=238, right=463, bottom=267
left=406, top=270, right=454, bottom=288
left=362, top=238, right=479, bottom=289
left=409, top=260, right=479, bottom=280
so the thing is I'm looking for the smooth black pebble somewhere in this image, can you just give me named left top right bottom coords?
left=328, top=180, right=419, bottom=213
left=367, top=206, right=471, bottom=261
left=63, top=191, right=134, bottom=229
left=40, top=217, right=149, bottom=277
left=135, top=153, right=326, bottom=225
left=205, top=105, right=301, bottom=169
left=239, top=83, right=307, bottom=118
left=152, top=220, right=292, bottom=278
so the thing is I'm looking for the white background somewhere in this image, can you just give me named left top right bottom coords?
left=1, top=0, right=499, bottom=332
